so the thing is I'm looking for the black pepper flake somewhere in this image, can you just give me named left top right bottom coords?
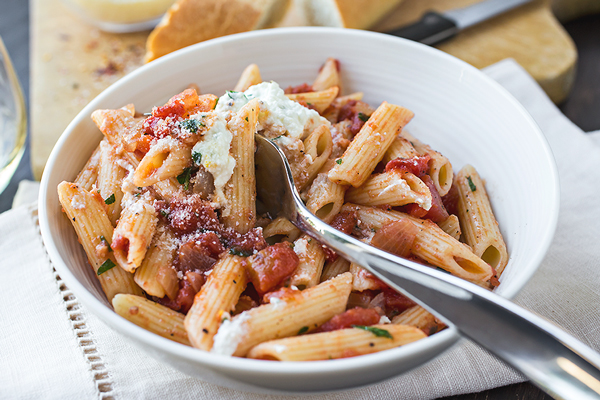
left=202, top=328, right=209, bottom=334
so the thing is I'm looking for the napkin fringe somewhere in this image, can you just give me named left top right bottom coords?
left=31, top=207, right=116, bottom=400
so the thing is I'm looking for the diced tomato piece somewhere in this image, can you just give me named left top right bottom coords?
left=316, top=307, right=381, bottom=333
left=442, top=182, right=459, bottom=216
left=246, top=243, right=299, bottom=296
left=284, top=83, right=313, bottom=94
left=385, top=154, right=431, bottom=177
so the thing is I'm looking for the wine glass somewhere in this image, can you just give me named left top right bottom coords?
left=0, top=35, right=26, bottom=195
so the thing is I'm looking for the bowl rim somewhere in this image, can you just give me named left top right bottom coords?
left=38, top=26, right=560, bottom=378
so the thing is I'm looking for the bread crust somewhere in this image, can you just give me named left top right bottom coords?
left=145, top=0, right=291, bottom=62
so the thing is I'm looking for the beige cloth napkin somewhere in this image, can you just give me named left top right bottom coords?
left=2, top=59, right=600, bottom=399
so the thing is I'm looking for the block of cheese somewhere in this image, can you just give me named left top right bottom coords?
left=145, top=0, right=291, bottom=62
left=303, top=0, right=404, bottom=29
left=375, top=0, right=577, bottom=103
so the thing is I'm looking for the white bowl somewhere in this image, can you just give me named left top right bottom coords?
left=39, top=27, right=559, bottom=394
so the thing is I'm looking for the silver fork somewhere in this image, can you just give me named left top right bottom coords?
left=254, top=134, right=600, bottom=400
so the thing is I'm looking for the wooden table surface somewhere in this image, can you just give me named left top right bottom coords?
left=1, top=2, right=598, bottom=398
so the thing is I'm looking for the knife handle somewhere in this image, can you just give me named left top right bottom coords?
left=387, top=11, right=458, bottom=45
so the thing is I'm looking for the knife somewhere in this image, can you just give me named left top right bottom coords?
left=386, top=0, right=534, bottom=45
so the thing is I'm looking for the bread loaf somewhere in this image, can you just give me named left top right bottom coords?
left=145, top=0, right=291, bottom=62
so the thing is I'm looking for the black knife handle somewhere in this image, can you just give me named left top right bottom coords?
left=387, top=11, right=458, bottom=45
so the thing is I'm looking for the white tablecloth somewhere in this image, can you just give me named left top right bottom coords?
left=2, top=59, right=600, bottom=399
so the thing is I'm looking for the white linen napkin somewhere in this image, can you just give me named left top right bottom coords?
left=3, top=58, right=600, bottom=400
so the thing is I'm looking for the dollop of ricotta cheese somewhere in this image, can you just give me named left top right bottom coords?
left=191, top=113, right=236, bottom=204
left=211, top=311, right=251, bottom=356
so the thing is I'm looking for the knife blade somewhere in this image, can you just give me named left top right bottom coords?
left=386, top=0, right=533, bottom=45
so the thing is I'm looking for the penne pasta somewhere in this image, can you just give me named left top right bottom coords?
left=328, top=102, right=414, bottom=187
left=455, top=165, right=509, bottom=276
left=247, top=324, right=427, bottom=361
left=74, top=142, right=102, bottom=191
left=262, top=216, right=301, bottom=245
left=112, top=196, right=158, bottom=273
left=133, top=138, right=191, bottom=187
left=297, top=124, right=333, bottom=190
left=437, top=214, right=462, bottom=241
left=234, top=63, right=262, bottom=92
left=402, top=131, right=453, bottom=197
left=222, top=99, right=259, bottom=233
left=345, top=170, right=432, bottom=210
left=113, top=294, right=190, bottom=346
left=184, top=255, right=248, bottom=351
left=211, top=272, right=353, bottom=357
left=312, top=57, right=340, bottom=92
left=286, top=86, right=339, bottom=114
left=98, top=140, right=126, bottom=225
left=289, top=235, right=327, bottom=289
left=392, top=305, right=445, bottom=336
left=320, top=256, right=350, bottom=283
left=134, top=226, right=177, bottom=298
left=57, top=182, right=142, bottom=301
left=343, top=204, right=494, bottom=284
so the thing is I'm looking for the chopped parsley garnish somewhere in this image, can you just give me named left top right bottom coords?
left=298, top=326, right=309, bottom=335
left=358, top=113, right=370, bottom=122
left=227, top=90, right=238, bottom=99
left=104, top=194, right=116, bottom=205
left=143, top=112, right=152, bottom=116
left=467, top=176, right=477, bottom=192
left=213, top=98, right=219, bottom=109
left=97, top=259, right=116, bottom=275
left=273, top=135, right=283, bottom=140
left=352, top=325, right=393, bottom=339
left=229, top=248, right=253, bottom=257
left=336, top=159, right=343, bottom=165
left=180, top=118, right=203, bottom=133
left=160, top=209, right=169, bottom=218
left=100, top=236, right=112, bottom=252
left=177, top=167, right=194, bottom=190
left=245, top=116, right=249, bottom=122
left=192, top=151, right=202, bottom=164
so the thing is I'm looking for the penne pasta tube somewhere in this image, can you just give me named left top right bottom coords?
left=112, top=197, right=158, bottom=273
left=74, top=142, right=102, bottom=191
left=234, top=63, right=262, bottom=92
left=184, top=255, right=248, bottom=351
left=312, top=58, right=340, bottom=92
left=57, top=182, right=142, bottom=301
left=328, top=102, right=414, bottom=187
left=133, top=138, right=191, bottom=187
left=349, top=262, right=381, bottom=291
left=262, top=216, right=301, bottom=245
left=345, top=170, right=432, bottom=210
left=113, top=294, right=190, bottom=346
left=455, top=165, right=509, bottom=275
left=297, top=124, right=333, bottom=190
left=342, top=204, right=494, bottom=283
left=382, top=134, right=419, bottom=163
left=289, top=235, right=326, bottom=289
left=211, top=272, right=353, bottom=357
left=223, top=99, right=259, bottom=233
left=91, top=108, right=137, bottom=148
left=286, top=86, right=339, bottom=114
left=247, top=324, right=427, bottom=361
left=305, top=159, right=347, bottom=223
left=98, top=140, right=126, bottom=225
left=320, top=256, right=350, bottom=283
left=392, top=305, right=445, bottom=336
left=437, top=214, right=461, bottom=241
left=134, top=226, right=177, bottom=298
left=402, top=131, right=453, bottom=197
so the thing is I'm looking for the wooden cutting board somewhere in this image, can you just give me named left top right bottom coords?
left=30, top=0, right=577, bottom=179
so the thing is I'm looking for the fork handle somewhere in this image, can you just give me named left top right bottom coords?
left=293, top=208, right=600, bottom=399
